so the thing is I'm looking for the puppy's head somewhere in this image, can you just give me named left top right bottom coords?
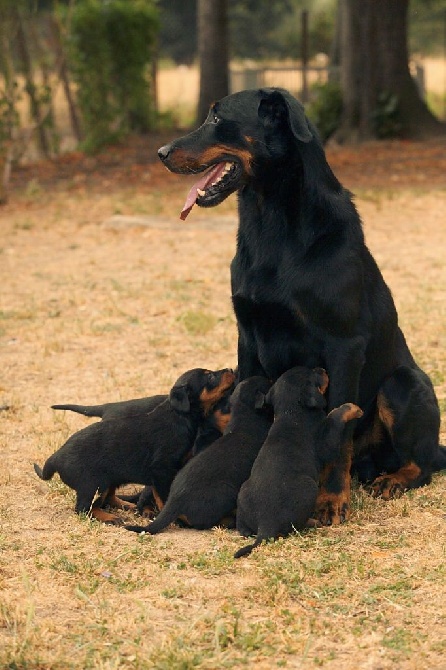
left=169, top=368, right=236, bottom=416
left=265, top=366, right=328, bottom=413
left=227, top=376, right=273, bottom=415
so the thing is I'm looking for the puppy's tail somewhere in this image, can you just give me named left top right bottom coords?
left=51, top=403, right=104, bottom=418
left=33, top=457, right=57, bottom=481
left=124, top=503, right=178, bottom=536
left=234, top=536, right=264, bottom=559
left=432, top=445, right=446, bottom=472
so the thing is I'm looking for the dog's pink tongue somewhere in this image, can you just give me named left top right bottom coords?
left=180, top=163, right=226, bottom=220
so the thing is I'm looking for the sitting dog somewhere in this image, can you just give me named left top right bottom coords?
left=34, top=367, right=235, bottom=524
left=124, top=376, right=273, bottom=534
left=234, top=367, right=363, bottom=558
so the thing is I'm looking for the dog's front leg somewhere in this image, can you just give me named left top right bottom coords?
left=316, top=336, right=366, bottom=526
left=236, top=326, right=266, bottom=382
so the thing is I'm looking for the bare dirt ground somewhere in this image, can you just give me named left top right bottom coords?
left=1, top=135, right=446, bottom=669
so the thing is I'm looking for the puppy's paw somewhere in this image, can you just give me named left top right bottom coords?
left=315, top=491, right=350, bottom=526
left=90, top=509, right=124, bottom=525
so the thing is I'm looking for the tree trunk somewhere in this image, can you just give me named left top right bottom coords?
left=336, top=0, right=445, bottom=141
left=48, top=16, right=83, bottom=143
left=197, top=0, right=229, bottom=124
left=15, top=10, right=51, bottom=157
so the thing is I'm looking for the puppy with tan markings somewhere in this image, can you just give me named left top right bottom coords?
left=34, top=368, right=235, bottom=524
left=125, top=376, right=273, bottom=534
left=234, top=367, right=362, bottom=558
left=51, top=391, right=232, bottom=516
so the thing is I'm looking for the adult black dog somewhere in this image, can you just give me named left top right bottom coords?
left=157, top=87, right=445, bottom=525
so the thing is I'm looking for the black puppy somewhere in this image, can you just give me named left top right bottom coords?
left=34, top=368, right=235, bottom=524
left=124, top=376, right=273, bottom=534
left=234, top=367, right=363, bottom=558
left=51, top=391, right=232, bottom=515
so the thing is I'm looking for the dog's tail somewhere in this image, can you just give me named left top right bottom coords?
left=33, top=457, right=57, bottom=481
left=51, top=403, right=104, bottom=418
left=234, top=536, right=264, bottom=559
left=432, top=445, right=446, bottom=472
left=124, top=503, right=179, bottom=536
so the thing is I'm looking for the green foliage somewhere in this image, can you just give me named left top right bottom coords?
left=409, top=0, right=446, bottom=55
left=371, top=91, right=402, bottom=139
left=68, top=0, right=159, bottom=153
left=306, top=80, right=342, bottom=142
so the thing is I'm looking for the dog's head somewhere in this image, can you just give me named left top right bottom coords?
left=169, top=367, right=236, bottom=416
left=157, top=88, right=314, bottom=219
left=228, top=375, right=273, bottom=415
left=259, top=366, right=328, bottom=414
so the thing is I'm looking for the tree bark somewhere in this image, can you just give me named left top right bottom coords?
left=49, top=16, right=83, bottom=143
left=336, top=0, right=445, bottom=141
left=197, top=0, right=229, bottom=124
left=15, top=10, right=51, bottom=157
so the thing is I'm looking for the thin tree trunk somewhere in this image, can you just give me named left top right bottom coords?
left=30, top=18, right=59, bottom=155
left=15, top=10, right=51, bottom=157
left=0, top=31, right=17, bottom=204
left=197, top=0, right=229, bottom=124
left=48, top=15, right=83, bottom=143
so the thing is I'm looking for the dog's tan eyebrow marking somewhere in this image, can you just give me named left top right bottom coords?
left=244, top=135, right=255, bottom=144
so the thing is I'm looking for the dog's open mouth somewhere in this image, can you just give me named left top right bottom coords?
left=180, top=161, right=242, bottom=220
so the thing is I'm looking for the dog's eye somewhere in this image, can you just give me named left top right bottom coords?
left=210, top=113, right=220, bottom=124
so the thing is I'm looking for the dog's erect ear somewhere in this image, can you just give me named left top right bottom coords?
left=256, top=387, right=274, bottom=410
left=258, top=88, right=312, bottom=143
left=254, top=391, right=266, bottom=410
left=169, top=385, right=190, bottom=413
left=312, top=367, right=329, bottom=395
left=304, top=369, right=328, bottom=409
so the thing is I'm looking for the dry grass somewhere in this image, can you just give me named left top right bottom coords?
left=0, top=163, right=445, bottom=669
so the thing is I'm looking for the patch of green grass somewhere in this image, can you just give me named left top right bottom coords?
left=381, top=626, right=414, bottom=654
left=179, top=310, right=217, bottom=336
left=188, top=547, right=236, bottom=575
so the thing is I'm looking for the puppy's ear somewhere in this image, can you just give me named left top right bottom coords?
left=169, top=385, right=190, bottom=413
left=258, top=88, right=312, bottom=143
left=312, top=368, right=329, bottom=395
left=254, top=391, right=266, bottom=410
left=304, top=371, right=327, bottom=409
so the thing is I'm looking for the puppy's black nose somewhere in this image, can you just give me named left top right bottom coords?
left=158, top=144, right=171, bottom=161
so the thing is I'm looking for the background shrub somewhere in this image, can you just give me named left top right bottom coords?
left=68, top=0, right=159, bottom=153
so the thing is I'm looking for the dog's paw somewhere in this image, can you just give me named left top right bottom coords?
left=315, top=492, right=350, bottom=526
left=367, top=475, right=405, bottom=500
left=91, top=508, right=124, bottom=525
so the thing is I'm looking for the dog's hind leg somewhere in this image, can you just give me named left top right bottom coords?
left=103, top=487, right=137, bottom=511
left=368, top=366, right=440, bottom=499
left=76, top=486, right=122, bottom=525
